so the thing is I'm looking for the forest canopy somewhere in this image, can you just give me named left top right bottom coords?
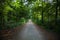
left=0, top=0, right=60, bottom=33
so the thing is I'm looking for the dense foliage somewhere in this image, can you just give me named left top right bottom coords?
left=0, top=0, right=60, bottom=33
left=31, top=0, right=60, bottom=33
left=0, top=0, right=29, bottom=29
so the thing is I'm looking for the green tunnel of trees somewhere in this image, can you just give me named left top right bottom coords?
left=0, top=0, right=60, bottom=33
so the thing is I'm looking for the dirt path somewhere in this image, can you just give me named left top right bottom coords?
left=12, top=20, right=59, bottom=40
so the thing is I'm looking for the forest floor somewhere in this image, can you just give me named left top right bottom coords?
left=0, top=20, right=60, bottom=40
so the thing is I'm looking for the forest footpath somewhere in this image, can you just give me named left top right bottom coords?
left=0, top=20, right=59, bottom=40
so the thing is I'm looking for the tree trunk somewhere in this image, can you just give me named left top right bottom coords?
left=55, top=0, right=58, bottom=24
left=41, top=1, right=44, bottom=23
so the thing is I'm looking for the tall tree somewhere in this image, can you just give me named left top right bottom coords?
left=55, top=0, right=58, bottom=24
left=41, top=0, right=44, bottom=23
